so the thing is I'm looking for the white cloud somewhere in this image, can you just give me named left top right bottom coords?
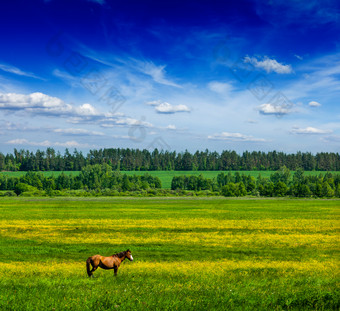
left=290, top=127, right=332, bottom=135
left=0, top=92, right=112, bottom=118
left=294, top=54, right=303, bottom=60
left=166, top=124, right=176, bottom=130
left=308, top=101, right=321, bottom=107
left=257, top=103, right=292, bottom=115
left=0, top=92, right=143, bottom=128
left=100, top=117, right=152, bottom=128
left=208, top=81, right=233, bottom=94
left=244, top=56, right=293, bottom=74
left=133, top=60, right=181, bottom=88
left=146, top=100, right=190, bottom=114
left=6, top=138, right=92, bottom=148
left=0, top=92, right=65, bottom=109
left=208, top=132, right=266, bottom=142
left=75, top=103, right=99, bottom=116
left=115, top=117, right=153, bottom=127
left=156, top=103, right=190, bottom=114
left=0, top=92, right=77, bottom=118
left=6, top=138, right=34, bottom=145
left=54, top=128, right=105, bottom=136
left=0, top=63, right=43, bottom=80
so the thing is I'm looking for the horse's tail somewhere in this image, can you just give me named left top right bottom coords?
left=86, top=257, right=92, bottom=277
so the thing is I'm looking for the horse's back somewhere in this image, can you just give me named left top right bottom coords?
left=88, top=254, right=102, bottom=265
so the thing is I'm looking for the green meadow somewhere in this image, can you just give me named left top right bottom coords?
left=0, top=197, right=338, bottom=310
left=1, top=170, right=336, bottom=189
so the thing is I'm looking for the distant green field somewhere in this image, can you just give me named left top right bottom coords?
left=124, top=171, right=277, bottom=189
left=1, top=170, right=337, bottom=189
left=0, top=197, right=338, bottom=310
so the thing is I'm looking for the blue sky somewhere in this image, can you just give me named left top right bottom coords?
left=0, top=0, right=339, bottom=153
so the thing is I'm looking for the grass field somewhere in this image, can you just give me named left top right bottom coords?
left=1, top=170, right=337, bottom=189
left=0, top=197, right=338, bottom=310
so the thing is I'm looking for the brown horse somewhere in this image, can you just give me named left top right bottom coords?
left=86, top=249, right=133, bottom=277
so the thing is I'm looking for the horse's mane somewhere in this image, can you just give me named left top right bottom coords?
left=112, top=251, right=127, bottom=258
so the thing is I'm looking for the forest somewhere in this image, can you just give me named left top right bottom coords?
left=1, top=148, right=339, bottom=171
left=0, top=164, right=339, bottom=198
left=171, top=168, right=340, bottom=198
left=0, top=164, right=162, bottom=197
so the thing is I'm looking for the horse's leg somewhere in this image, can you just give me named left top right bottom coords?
left=87, top=258, right=94, bottom=277
left=114, top=267, right=118, bottom=276
left=87, top=258, right=99, bottom=278
left=90, top=265, right=98, bottom=277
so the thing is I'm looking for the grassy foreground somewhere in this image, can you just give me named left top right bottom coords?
left=0, top=197, right=339, bottom=310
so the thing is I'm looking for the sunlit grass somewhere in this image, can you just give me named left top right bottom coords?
left=0, top=197, right=339, bottom=310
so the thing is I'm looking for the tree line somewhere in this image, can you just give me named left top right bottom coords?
left=1, top=148, right=339, bottom=171
left=0, top=165, right=339, bottom=198
left=0, top=164, right=162, bottom=197
left=171, top=167, right=340, bottom=198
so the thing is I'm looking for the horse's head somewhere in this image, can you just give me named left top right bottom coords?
left=126, top=249, right=133, bottom=261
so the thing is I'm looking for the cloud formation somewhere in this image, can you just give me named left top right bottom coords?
left=308, top=101, right=321, bottom=107
left=0, top=63, right=43, bottom=80
left=166, top=124, right=176, bottom=130
left=0, top=91, right=151, bottom=128
left=0, top=92, right=65, bottom=109
left=0, top=92, right=108, bottom=119
left=257, top=103, right=292, bottom=116
left=6, top=138, right=92, bottom=148
left=53, top=128, right=105, bottom=136
left=100, top=117, right=152, bottom=128
left=132, top=60, right=181, bottom=88
left=208, top=81, right=233, bottom=94
left=147, top=100, right=190, bottom=114
left=244, top=56, right=293, bottom=74
left=290, top=127, right=332, bottom=135
left=208, top=132, right=266, bottom=142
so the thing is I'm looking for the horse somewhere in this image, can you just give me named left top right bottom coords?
left=86, top=249, right=133, bottom=277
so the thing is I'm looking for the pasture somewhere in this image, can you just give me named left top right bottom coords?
left=0, top=197, right=339, bottom=310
